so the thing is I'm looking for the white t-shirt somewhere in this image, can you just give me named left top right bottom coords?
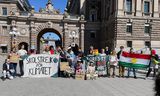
left=17, top=49, right=27, bottom=56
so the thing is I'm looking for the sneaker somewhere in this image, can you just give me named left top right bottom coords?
left=8, top=76, right=13, bottom=80
left=1, top=77, right=6, bottom=81
left=134, top=76, right=137, bottom=79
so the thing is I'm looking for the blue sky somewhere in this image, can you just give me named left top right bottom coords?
left=28, top=0, right=67, bottom=40
left=29, top=0, right=67, bottom=13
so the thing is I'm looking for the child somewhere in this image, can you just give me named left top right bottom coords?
left=109, top=50, right=118, bottom=78
left=75, top=60, right=83, bottom=74
left=86, top=61, right=98, bottom=80
left=2, top=59, right=14, bottom=80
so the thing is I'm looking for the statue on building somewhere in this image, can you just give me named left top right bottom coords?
left=64, top=8, right=69, bottom=18
left=39, top=0, right=60, bottom=14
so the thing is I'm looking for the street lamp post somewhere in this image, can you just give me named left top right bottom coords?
left=9, top=27, right=20, bottom=51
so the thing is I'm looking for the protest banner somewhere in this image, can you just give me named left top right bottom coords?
left=23, top=54, right=59, bottom=78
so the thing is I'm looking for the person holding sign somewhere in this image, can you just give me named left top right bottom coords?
left=17, top=45, right=27, bottom=76
left=9, top=48, right=19, bottom=77
left=127, top=48, right=137, bottom=79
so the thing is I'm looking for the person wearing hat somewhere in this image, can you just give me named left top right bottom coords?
left=145, top=50, right=159, bottom=79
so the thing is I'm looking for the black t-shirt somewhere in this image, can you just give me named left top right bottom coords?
left=117, top=50, right=122, bottom=59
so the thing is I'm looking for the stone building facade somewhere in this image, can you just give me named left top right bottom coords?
left=1, top=0, right=160, bottom=54
left=67, top=0, right=160, bottom=52
left=105, top=0, right=160, bottom=51
left=0, top=0, right=85, bottom=54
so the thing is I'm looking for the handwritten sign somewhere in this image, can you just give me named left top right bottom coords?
left=23, top=54, right=59, bottom=78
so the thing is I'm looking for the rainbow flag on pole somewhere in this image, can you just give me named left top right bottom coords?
left=119, top=51, right=151, bottom=69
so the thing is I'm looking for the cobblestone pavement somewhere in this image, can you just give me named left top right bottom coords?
left=0, top=55, right=155, bottom=96
left=0, top=72, right=155, bottom=96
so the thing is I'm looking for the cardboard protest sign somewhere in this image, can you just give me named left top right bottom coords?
left=60, top=62, right=70, bottom=71
left=96, top=56, right=107, bottom=76
left=23, top=54, right=59, bottom=78
left=10, top=54, right=19, bottom=63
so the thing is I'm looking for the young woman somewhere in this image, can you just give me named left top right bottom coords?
left=109, top=50, right=118, bottom=78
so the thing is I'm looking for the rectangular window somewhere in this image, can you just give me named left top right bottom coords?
left=126, top=24, right=132, bottom=33
left=126, top=0, right=132, bottom=12
left=145, top=41, right=150, bottom=48
left=144, top=1, right=150, bottom=13
left=1, top=46, right=7, bottom=53
left=144, top=26, right=150, bottom=34
left=2, top=7, right=7, bottom=15
left=2, top=26, right=7, bottom=35
left=90, top=31, right=96, bottom=38
left=127, top=41, right=132, bottom=47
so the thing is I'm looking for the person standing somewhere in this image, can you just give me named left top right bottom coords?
left=117, top=46, right=125, bottom=78
left=109, top=50, right=118, bottom=78
left=105, top=46, right=110, bottom=76
left=127, top=48, right=137, bottom=79
left=9, top=48, right=19, bottom=77
left=88, top=46, right=94, bottom=55
left=17, top=45, right=27, bottom=76
left=43, top=45, right=50, bottom=54
left=145, top=50, right=159, bottom=79
left=49, top=46, right=55, bottom=54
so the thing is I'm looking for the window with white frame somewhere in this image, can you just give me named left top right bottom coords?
left=144, top=1, right=150, bottom=13
left=1, top=46, right=7, bottom=53
left=145, top=41, right=150, bottom=48
left=126, top=0, right=132, bottom=12
left=2, top=7, right=7, bottom=15
left=127, top=41, right=132, bottom=48
left=144, top=23, right=150, bottom=34
left=2, top=26, right=7, bottom=35
left=126, top=22, right=132, bottom=33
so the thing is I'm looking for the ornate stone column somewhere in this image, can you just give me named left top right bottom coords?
left=30, top=21, right=36, bottom=50
left=154, top=0, right=159, bottom=17
left=136, top=0, right=142, bottom=16
left=63, top=22, right=68, bottom=49
left=117, top=0, right=124, bottom=16
left=80, top=23, right=85, bottom=51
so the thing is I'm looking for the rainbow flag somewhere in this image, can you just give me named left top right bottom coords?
left=119, top=51, right=151, bottom=69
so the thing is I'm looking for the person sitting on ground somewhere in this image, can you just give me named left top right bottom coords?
left=86, top=61, right=98, bottom=80
left=2, top=59, right=14, bottom=80
left=75, top=60, right=83, bottom=74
